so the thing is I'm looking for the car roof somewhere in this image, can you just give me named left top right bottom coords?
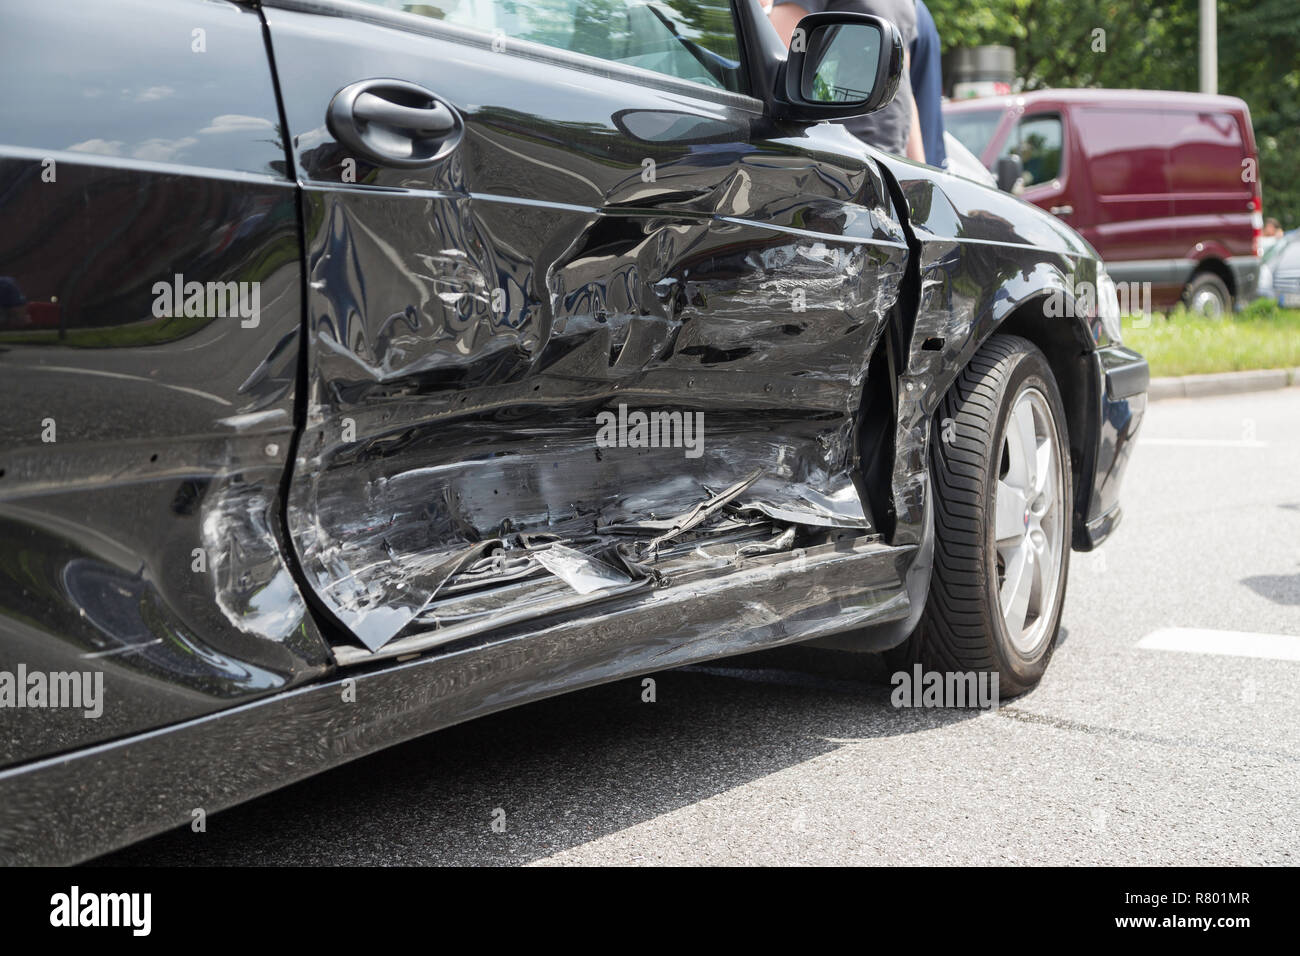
left=944, top=88, right=1249, bottom=114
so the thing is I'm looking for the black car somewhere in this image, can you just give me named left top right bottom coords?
left=0, top=0, right=1147, bottom=865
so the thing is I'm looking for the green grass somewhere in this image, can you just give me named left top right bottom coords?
left=1122, top=300, right=1300, bottom=378
left=0, top=312, right=212, bottom=348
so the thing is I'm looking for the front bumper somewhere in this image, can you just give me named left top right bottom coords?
left=1075, top=344, right=1148, bottom=551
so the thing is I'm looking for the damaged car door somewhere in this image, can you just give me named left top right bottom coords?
left=261, top=0, right=909, bottom=656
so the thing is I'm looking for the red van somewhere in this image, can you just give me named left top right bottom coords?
left=945, top=89, right=1262, bottom=315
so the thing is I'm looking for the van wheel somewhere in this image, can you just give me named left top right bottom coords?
left=1184, top=271, right=1232, bottom=318
left=891, top=335, right=1072, bottom=698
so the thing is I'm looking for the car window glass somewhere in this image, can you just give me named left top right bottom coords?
left=1000, top=114, right=1062, bottom=187
left=356, top=1, right=744, bottom=92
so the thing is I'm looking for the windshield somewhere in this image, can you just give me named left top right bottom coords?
left=945, top=108, right=1006, bottom=163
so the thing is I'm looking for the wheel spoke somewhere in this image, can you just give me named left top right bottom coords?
left=1000, top=541, right=1033, bottom=637
left=1030, top=533, right=1051, bottom=611
left=1005, top=399, right=1038, bottom=491
left=1034, top=438, right=1055, bottom=503
left=995, top=480, right=1027, bottom=545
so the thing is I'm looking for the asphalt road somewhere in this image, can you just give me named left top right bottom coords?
left=100, top=388, right=1300, bottom=866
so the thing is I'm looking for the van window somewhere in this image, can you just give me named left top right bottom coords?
left=348, top=1, right=745, bottom=93
left=946, top=108, right=1004, bottom=159
left=999, top=114, right=1062, bottom=187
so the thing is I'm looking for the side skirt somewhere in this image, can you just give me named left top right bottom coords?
left=0, top=537, right=913, bottom=865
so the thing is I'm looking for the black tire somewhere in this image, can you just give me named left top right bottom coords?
left=893, top=334, right=1073, bottom=698
left=1182, top=271, right=1232, bottom=318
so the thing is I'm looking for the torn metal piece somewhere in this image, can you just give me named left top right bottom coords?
left=736, top=525, right=798, bottom=557
left=339, top=538, right=502, bottom=652
left=638, top=469, right=764, bottom=554
left=734, top=479, right=871, bottom=529
left=534, top=543, right=633, bottom=594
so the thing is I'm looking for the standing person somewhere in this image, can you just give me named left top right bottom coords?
left=769, top=0, right=925, bottom=161
left=1262, top=217, right=1283, bottom=254
left=910, top=0, right=946, bottom=169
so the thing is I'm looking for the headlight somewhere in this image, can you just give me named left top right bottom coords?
left=1095, top=268, right=1122, bottom=344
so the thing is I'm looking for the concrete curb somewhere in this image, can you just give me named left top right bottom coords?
left=1148, top=367, right=1300, bottom=401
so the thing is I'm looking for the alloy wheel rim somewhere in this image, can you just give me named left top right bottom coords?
left=993, top=386, right=1064, bottom=656
left=1191, top=287, right=1225, bottom=317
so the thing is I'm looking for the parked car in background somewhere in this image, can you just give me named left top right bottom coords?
left=945, top=89, right=1262, bottom=316
left=1257, top=229, right=1300, bottom=307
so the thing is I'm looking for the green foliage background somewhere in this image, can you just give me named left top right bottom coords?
left=926, top=0, right=1300, bottom=227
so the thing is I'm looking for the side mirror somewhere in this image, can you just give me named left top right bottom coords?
left=777, top=12, right=903, bottom=122
left=996, top=154, right=1023, bottom=193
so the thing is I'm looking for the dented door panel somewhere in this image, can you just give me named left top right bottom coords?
left=263, top=5, right=909, bottom=654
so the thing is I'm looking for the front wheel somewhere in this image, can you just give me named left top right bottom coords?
left=897, top=334, right=1073, bottom=697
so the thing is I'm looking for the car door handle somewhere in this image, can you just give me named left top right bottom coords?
left=1049, top=205, right=1074, bottom=217
left=353, top=92, right=455, bottom=137
left=327, top=79, right=463, bottom=169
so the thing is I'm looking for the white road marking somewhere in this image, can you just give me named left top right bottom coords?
left=1140, top=438, right=1269, bottom=448
left=1137, top=627, right=1300, bottom=661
